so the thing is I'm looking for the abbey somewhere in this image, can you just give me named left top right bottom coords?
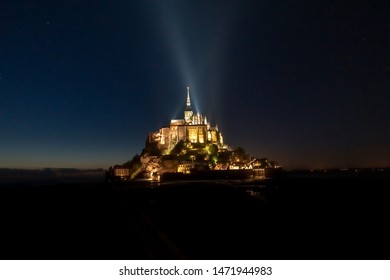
left=106, top=87, right=281, bottom=181
left=148, top=87, right=224, bottom=153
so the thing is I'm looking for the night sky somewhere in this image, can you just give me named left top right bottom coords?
left=1, top=1, right=389, bottom=169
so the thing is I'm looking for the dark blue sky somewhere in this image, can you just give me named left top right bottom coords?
left=1, top=0, right=389, bottom=169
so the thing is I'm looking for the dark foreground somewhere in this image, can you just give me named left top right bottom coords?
left=1, top=174, right=390, bottom=259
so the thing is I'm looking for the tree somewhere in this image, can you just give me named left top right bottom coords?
left=233, top=146, right=247, bottom=162
left=217, top=151, right=231, bottom=164
left=142, top=141, right=162, bottom=156
left=170, top=140, right=186, bottom=156
left=207, top=144, right=218, bottom=157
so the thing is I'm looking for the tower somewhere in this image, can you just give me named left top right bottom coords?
left=184, top=86, right=193, bottom=123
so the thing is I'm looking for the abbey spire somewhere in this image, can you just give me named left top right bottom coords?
left=186, top=86, right=191, bottom=107
left=184, top=86, right=193, bottom=122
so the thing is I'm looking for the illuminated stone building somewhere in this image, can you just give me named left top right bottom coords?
left=149, top=87, right=224, bottom=153
left=112, top=165, right=130, bottom=179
